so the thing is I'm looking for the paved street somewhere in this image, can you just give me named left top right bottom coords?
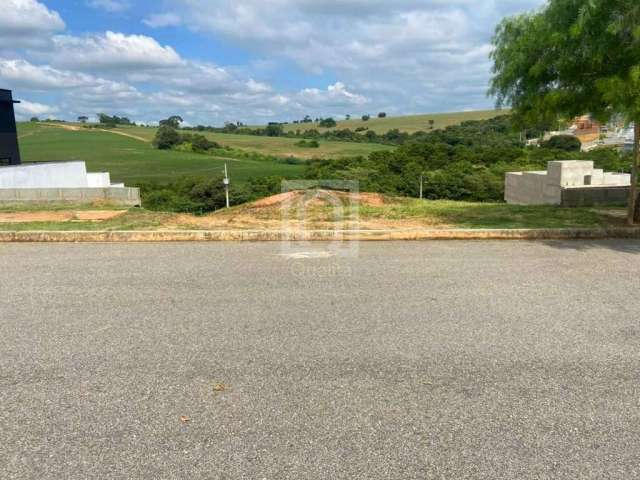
left=1, top=241, right=640, bottom=479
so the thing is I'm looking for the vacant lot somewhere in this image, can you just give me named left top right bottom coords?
left=275, top=109, right=507, bottom=134
left=17, top=123, right=304, bottom=185
left=0, top=193, right=626, bottom=231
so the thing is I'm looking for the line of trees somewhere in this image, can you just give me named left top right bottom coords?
left=98, top=113, right=132, bottom=125
left=153, top=125, right=220, bottom=152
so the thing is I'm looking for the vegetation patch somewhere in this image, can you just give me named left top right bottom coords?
left=295, top=139, right=320, bottom=148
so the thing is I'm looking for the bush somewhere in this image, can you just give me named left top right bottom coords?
left=378, top=112, right=387, bottom=118
left=153, top=125, right=181, bottom=150
left=180, top=134, right=220, bottom=152
left=265, top=123, right=284, bottom=137
left=541, top=135, right=581, bottom=152
left=362, top=115, right=371, bottom=121
left=295, top=139, right=320, bottom=148
left=319, top=118, right=337, bottom=128
left=140, top=175, right=287, bottom=213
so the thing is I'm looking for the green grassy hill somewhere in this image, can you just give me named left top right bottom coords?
left=274, top=109, right=507, bottom=134
left=108, top=125, right=394, bottom=160
left=15, top=109, right=506, bottom=185
left=17, top=123, right=304, bottom=185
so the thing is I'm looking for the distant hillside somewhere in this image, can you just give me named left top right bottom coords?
left=274, top=109, right=508, bottom=134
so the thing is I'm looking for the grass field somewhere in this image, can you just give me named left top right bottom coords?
left=17, top=123, right=305, bottom=185
left=108, top=125, right=394, bottom=159
left=272, top=109, right=507, bottom=134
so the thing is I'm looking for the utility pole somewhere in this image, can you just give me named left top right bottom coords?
left=627, top=122, right=640, bottom=225
left=419, top=173, right=424, bottom=200
left=223, top=163, right=230, bottom=209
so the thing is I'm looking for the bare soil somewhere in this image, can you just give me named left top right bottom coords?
left=0, top=210, right=128, bottom=223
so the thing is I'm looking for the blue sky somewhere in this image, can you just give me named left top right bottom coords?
left=1, top=0, right=544, bottom=125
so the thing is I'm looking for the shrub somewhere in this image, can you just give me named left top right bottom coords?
left=295, top=139, right=320, bottom=148
left=153, top=125, right=181, bottom=150
left=140, top=176, right=284, bottom=213
left=265, top=123, right=284, bottom=137
left=319, top=118, right=337, bottom=128
left=191, top=134, right=220, bottom=152
left=541, top=135, right=582, bottom=152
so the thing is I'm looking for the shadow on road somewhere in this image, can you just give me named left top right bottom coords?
left=542, top=239, right=640, bottom=254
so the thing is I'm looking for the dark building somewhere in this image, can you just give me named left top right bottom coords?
left=0, top=89, right=21, bottom=165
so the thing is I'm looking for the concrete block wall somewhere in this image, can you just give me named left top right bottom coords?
left=0, top=187, right=141, bottom=206
left=561, top=186, right=630, bottom=207
left=506, top=160, right=631, bottom=206
left=505, top=171, right=562, bottom=205
left=603, top=173, right=631, bottom=185
left=548, top=161, right=594, bottom=187
left=87, top=172, right=111, bottom=188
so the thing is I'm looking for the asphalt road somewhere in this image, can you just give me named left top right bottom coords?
left=1, top=241, right=640, bottom=479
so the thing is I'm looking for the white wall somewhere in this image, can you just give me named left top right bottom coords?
left=87, top=172, right=111, bottom=188
left=0, top=162, right=89, bottom=188
left=506, top=161, right=631, bottom=205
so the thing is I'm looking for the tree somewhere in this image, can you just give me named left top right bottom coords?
left=541, top=135, right=582, bottom=152
left=264, top=123, right=284, bottom=137
left=153, top=125, right=181, bottom=150
left=77, top=116, right=88, bottom=123
left=362, top=115, right=371, bottom=122
left=159, top=115, right=183, bottom=129
left=223, top=121, right=238, bottom=133
left=490, top=0, right=640, bottom=224
left=345, top=114, right=351, bottom=121
left=98, top=113, right=113, bottom=124
left=428, top=119, right=435, bottom=130
left=378, top=112, right=387, bottom=118
left=30, top=117, right=39, bottom=122
left=319, top=118, right=337, bottom=128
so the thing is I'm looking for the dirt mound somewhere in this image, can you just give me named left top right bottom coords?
left=248, top=190, right=386, bottom=209
left=250, top=191, right=298, bottom=208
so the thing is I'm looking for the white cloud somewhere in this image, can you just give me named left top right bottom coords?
left=86, top=0, right=130, bottom=13
left=3, top=0, right=546, bottom=124
left=48, top=32, right=184, bottom=71
left=14, top=100, right=58, bottom=120
left=299, top=82, right=368, bottom=107
left=0, top=58, right=140, bottom=95
left=147, top=0, right=546, bottom=114
left=143, top=12, right=182, bottom=28
left=1, top=58, right=144, bottom=119
left=0, top=58, right=94, bottom=90
left=246, top=79, right=271, bottom=94
left=162, top=63, right=237, bottom=94
left=0, top=0, right=65, bottom=48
